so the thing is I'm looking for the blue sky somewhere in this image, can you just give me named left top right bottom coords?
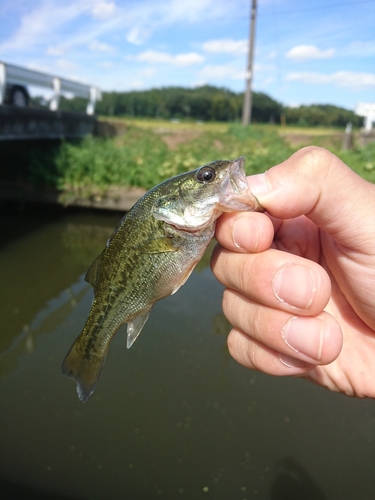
left=1, top=0, right=374, bottom=111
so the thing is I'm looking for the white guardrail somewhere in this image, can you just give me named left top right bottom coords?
left=356, top=102, right=375, bottom=131
left=0, top=61, right=101, bottom=115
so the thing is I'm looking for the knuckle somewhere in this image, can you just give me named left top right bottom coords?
left=247, top=339, right=262, bottom=371
left=226, top=328, right=237, bottom=356
left=236, top=256, right=256, bottom=296
left=227, top=328, right=256, bottom=370
left=298, top=145, right=331, bottom=162
left=222, top=288, right=232, bottom=316
left=247, top=302, right=263, bottom=340
left=297, top=146, right=334, bottom=175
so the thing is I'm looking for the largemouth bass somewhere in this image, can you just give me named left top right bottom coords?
left=62, top=157, right=263, bottom=402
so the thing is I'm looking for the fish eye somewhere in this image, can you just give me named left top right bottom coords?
left=196, top=166, right=216, bottom=183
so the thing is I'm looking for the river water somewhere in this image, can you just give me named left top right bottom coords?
left=1, top=204, right=375, bottom=500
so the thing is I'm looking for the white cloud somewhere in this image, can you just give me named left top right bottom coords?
left=139, top=67, right=158, bottom=78
left=127, top=79, right=146, bottom=89
left=56, top=59, right=79, bottom=71
left=0, top=0, right=237, bottom=57
left=197, top=62, right=274, bottom=82
left=88, top=40, right=114, bottom=52
left=254, top=63, right=275, bottom=72
left=285, top=71, right=375, bottom=90
left=161, top=0, right=226, bottom=24
left=126, top=27, right=150, bottom=46
left=47, top=46, right=64, bottom=56
left=100, top=77, right=147, bottom=91
left=99, top=61, right=114, bottom=68
left=0, top=1, right=118, bottom=57
left=261, top=76, right=275, bottom=86
left=202, top=38, right=247, bottom=55
left=91, top=1, right=116, bottom=20
left=347, top=40, right=375, bottom=57
left=0, top=1, right=119, bottom=59
left=198, top=64, right=244, bottom=80
left=122, top=1, right=232, bottom=46
left=0, top=2, right=88, bottom=53
left=174, top=53, right=205, bottom=66
left=285, top=45, right=335, bottom=62
left=130, top=50, right=204, bottom=66
left=267, top=50, right=278, bottom=60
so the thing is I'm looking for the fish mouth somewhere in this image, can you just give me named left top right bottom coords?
left=220, top=157, right=264, bottom=212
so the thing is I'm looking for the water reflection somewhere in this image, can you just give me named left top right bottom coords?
left=1, top=205, right=375, bottom=500
left=0, top=208, right=117, bottom=377
left=270, top=458, right=327, bottom=500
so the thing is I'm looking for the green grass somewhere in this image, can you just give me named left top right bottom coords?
left=339, top=142, right=375, bottom=183
left=29, top=119, right=375, bottom=200
left=106, top=116, right=230, bottom=133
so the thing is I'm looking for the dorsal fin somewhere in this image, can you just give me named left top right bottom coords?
left=85, top=254, right=102, bottom=287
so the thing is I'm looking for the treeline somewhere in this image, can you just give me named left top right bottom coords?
left=55, top=85, right=362, bottom=127
left=58, top=85, right=282, bottom=123
left=284, top=104, right=362, bottom=128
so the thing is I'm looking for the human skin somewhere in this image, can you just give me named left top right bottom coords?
left=211, top=146, right=375, bottom=398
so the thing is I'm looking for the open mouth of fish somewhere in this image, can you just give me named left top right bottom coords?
left=219, top=156, right=263, bottom=212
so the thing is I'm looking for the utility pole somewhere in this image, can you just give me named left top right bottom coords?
left=242, top=0, right=257, bottom=126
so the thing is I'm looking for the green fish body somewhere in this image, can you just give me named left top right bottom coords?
left=62, top=157, right=262, bottom=402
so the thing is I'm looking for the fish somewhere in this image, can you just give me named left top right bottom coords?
left=62, top=156, right=263, bottom=402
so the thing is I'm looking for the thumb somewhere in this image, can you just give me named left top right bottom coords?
left=248, top=146, right=375, bottom=327
left=249, top=147, right=375, bottom=253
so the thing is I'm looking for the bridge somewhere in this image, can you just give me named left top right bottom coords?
left=0, top=61, right=102, bottom=140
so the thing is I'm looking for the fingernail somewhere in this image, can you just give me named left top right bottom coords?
left=273, top=264, right=316, bottom=310
left=247, top=173, right=271, bottom=198
left=278, top=353, right=310, bottom=369
left=282, top=316, right=323, bottom=361
left=232, top=217, right=259, bottom=251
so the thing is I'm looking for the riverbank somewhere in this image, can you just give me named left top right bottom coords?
left=1, top=119, right=374, bottom=211
left=0, top=179, right=146, bottom=211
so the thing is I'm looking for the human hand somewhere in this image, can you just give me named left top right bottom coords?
left=211, top=147, right=375, bottom=397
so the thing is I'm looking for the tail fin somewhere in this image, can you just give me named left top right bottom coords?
left=62, top=343, right=106, bottom=403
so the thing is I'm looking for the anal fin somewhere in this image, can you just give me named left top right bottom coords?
left=171, top=264, right=196, bottom=295
left=127, top=307, right=152, bottom=348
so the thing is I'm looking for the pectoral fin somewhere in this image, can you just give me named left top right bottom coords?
left=127, top=307, right=152, bottom=348
left=136, top=237, right=178, bottom=254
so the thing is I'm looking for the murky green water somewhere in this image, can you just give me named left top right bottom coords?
left=1, top=205, right=375, bottom=500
